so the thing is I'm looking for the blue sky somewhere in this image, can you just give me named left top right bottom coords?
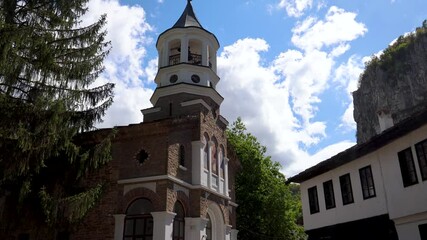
left=82, top=0, right=427, bottom=176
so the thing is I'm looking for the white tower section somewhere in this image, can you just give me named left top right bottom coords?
left=153, top=1, right=220, bottom=102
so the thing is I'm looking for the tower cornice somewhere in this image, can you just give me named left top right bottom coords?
left=150, top=83, right=224, bottom=106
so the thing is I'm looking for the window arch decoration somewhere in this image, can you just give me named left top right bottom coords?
left=124, top=198, right=154, bottom=240
left=173, top=201, right=186, bottom=240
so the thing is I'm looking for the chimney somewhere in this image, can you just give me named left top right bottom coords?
left=377, top=109, right=394, bottom=133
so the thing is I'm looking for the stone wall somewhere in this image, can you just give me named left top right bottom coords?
left=353, top=31, right=427, bottom=143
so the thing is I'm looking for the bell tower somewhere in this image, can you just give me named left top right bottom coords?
left=142, top=0, right=222, bottom=122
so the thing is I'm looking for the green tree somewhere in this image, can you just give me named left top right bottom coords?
left=0, top=0, right=114, bottom=236
left=227, top=118, right=306, bottom=240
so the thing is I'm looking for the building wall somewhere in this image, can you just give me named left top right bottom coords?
left=377, top=124, right=427, bottom=221
left=300, top=151, right=388, bottom=231
left=394, top=212, right=427, bottom=240
left=300, top=122, right=427, bottom=240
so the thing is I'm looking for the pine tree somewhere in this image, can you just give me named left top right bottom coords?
left=0, top=0, right=114, bottom=236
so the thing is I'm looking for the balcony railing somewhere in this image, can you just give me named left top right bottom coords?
left=188, top=53, right=202, bottom=65
left=168, top=53, right=203, bottom=66
left=169, top=54, right=180, bottom=66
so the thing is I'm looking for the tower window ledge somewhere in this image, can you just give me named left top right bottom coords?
left=179, top=165, right=187, bottom=171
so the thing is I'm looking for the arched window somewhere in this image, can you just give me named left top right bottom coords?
left=211, top=137, right=218, bottom=175
left=188, top=39, right=202, bottom=65
left=173, top=201, right=185, bottom=240
left=203, top=134, right=209, bottom=170
left=168, top=39, right=181, bottom=66
left=206, top=213, right=212, bottom=240
left=179, top=145, right=185, bottom=166
left=219, top=146, right=225, bottom=178
left=124, top=198, right=154, bottom=240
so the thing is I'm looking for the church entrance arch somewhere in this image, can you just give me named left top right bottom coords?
left=206, top=202, right=225, bottom=240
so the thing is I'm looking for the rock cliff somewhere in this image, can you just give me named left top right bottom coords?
left=353, top=21, right=427, bottom=143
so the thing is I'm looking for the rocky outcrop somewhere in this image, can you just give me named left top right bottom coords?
left=353, top=22, right=427, bottom=143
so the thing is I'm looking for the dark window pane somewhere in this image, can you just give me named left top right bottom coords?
left=179, top=145, right=185, bottom=166
left=124, top=198, right=154, bottom=239
left=415, top=139, right=427, bottom=181
left=323, top=180, right=335, bottom=209
left=419, top=223, right=427, bottom=240
left=359, top=166, right=376, bottom=199
left=173, top=221, right=180, bottom=237
left=125, top=219, right=134, bottom=235
left=146, top=218, right=154, bottom=235
left=135, top=218, right=145, bottom=235
left=308, top=186, right=320, bottom=214
left=18, top=234, right=29, bottom=240
left=339, top=174, right=354, bottom=205
left=173, top=201, right=185, bottom=239
left=398, top=148, right=419, bottom=187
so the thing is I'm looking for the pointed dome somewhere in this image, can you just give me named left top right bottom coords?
left=173, top=0, right=203, bottom=28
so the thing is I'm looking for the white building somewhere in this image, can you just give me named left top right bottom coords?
left=288, top=110, right=427, bottom=240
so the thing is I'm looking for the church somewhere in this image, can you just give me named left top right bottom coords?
left=71, top=1, right=240, bottom=240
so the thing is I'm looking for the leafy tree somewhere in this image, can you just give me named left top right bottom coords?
left=0, top=0, right=114, bottom=237
left=227, top=118, right=306, bottom=240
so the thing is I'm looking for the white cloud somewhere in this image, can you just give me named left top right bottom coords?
left=273, top=49, right=333, bottom=125
left=217, top=7, right=367, bottom=176
left=334, top=55, right=366, bottom=130
left=278, top=0, right=313, bottom=17
left=80, top=0, right=367, bottom=177
left=286, top=140, right=356, bottom=176
left=292, top=6, right=367, bottom=52
left=81, top=0, right=154, bottom=128
left=217, top=38, right=331, bottom=176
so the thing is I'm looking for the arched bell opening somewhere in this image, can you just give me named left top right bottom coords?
left=168, top=39, right=182, bottom=66
left=188, top=39, right=202, bottom=66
